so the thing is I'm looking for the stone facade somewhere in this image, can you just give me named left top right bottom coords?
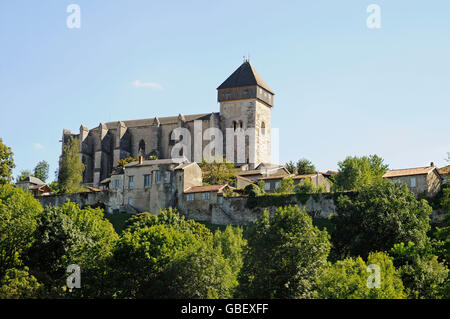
left=61, top=61, right=274, bottom=187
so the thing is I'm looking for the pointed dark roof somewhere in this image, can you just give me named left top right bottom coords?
left=217, top=61, right=273, bottom=94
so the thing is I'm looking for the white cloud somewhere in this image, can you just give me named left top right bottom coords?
left=33, top=143, right=44, bottom=150
left=132, top=80, right=163, bottom=90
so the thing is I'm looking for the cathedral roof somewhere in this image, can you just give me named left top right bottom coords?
left=217, top=61, right=273, bottom=94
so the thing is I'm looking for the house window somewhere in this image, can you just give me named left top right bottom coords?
left=114, top=179, right=120, bottom=190
left=164, top=171, right=171, bottom=183
left=264, top=182, right=271, bottom=191
left=218, top=196, right=223, bottom=204
left=128, top=176, right=134, bottom=190
left=202, top=192, right=211, bottom=200
left=186, top=194, right=194, bottom=201
left=410, top=177, right=416, bottom=187
left=144, top=175, right=151, bottom=188
left=128, top=197, right=133, bottom=206
left=155, top=171, right=161, bottom=184
left=275, top=181, right=280, bottom=189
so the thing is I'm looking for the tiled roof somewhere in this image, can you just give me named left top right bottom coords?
left=17, top=176, right=45, bottom=185
left=217, top=62, right=273, bottom=94
left=292, top=174, right=320, bottom=179
left=125, top=158, right=187, bottom=168
left=438, top=165, right=450, bottom=175
left=184, top=184, right=229, bottom=194
left=258, top=174, right=294, bottom=181
left=383, top=166, right=437, bottom=178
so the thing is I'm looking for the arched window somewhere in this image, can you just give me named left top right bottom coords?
left=233, top=121, right=237, bottom=131
left=261, top=121, right=266, bottom=135
left=239, top=121, right=243, bottom=129
left=138, top=139, right=146, bottom=156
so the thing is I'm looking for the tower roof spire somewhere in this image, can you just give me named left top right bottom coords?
left=217, top=61, right=273, bottom=94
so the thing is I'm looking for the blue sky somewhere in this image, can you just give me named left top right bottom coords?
left=1, top=0, right=449, bottom=182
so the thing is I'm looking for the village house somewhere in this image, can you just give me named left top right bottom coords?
left=382, top=163, right=443, bottom=197
left=235, top=163, right=291, bottom=188
left=16, top=176, right=51, bottom=196
left=257, top=172, right=332, bottom=193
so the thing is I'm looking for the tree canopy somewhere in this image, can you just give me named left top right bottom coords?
left=238, top=205, right=330, bottom=298
left=0, top=138, right=15, bottom=185
left=58, top=138, right=85, bottom=193
left=333, top=154, right=388, bottom=191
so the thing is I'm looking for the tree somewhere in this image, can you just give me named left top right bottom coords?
left=0, top=184, right=43, bottom=278
left=25, top=201, right=119, bottom=297
left=213, top=226, right=246, bottom=278
left=58, top=138, right=85, bottom=193
left=16, top=169, right=32, bottom=182
left=285, top=158, right=316, bottom=175
left=333, top=154, right=388, bottom=191
left=152, top=241, right=237, bottom=298
left=238, top=205, right=330, bottom=298
left=0, top=267, right=43, bottom=299
left=331, top=179, right=431, bottom=259
left=199, top=159, right=236, bottom=186
left=390, top=242, right=449, bottom=299
left=275, top=176, right=295, bottom=194
left=33, top=161, right=49, bottom=183
left=0, top=138, right=15, bottom=184
left=315, top=252, right=406, bottom=299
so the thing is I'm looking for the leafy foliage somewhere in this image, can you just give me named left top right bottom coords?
left=285, top=158, right=316, bottom=175
left=25, top=201, right=119, bottom=297
left=331, top=179, right=431, bottom=259
left=0, top=138, right=15, bottom=185
left=199, top=159, right=236, bottom=186
left=333, top=154, right=388, bottom=191
left=33, top=161, right=49, bottom=183
left=315, top=252, right=406, bottom=299
left=0, top=267, right=42, bottom=299
left=390, top=242, right=449, bottom=299
left=275, top=176, right=295, bottom=194
left=58, top=138, right=85, bottom=194
left=238, top=205, right=330, bottom=298
left=0, top=184, right=43, bottom=277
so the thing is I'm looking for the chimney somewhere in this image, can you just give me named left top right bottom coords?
left=430, top=162, right=435, bottom=167
left=139, top=155, right=143, bottom=165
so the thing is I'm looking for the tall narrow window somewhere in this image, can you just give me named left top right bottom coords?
left=138, top=140, right=146, bottom=156
left=155, top=171, right=161, bottom=184
left=164, top=171, right=171, bottom=183
left=144, top=175, right=150, bottom=188
left=128, top=176, right=134, bottom=190
left=233, top=121, right=237, bottom=131
left=261, top=121, right=266, bottom=135
left=410, top=177, right=416, bottom=187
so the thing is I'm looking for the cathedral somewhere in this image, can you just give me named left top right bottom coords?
left=61, top=61, right=275, bottom=187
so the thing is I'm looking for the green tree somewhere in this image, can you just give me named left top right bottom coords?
left=0, top=267, right=43, bottom=299
left=390, top=242, right=449, bottom=299
left=58, top=138, right=85, bottom=193
left=285, top=159, right=316, bottom=175
left=213, top=226, right=246, bottom=278
left=0, top=138, right=15, bottom=185
left=331, top=180, right=431, bottom=259
left=238, top=205, right=330, bottom=298
left=152, top=241, right=237, bottom=298
left=275, top=176, right=295, bottom=194
left=0, top=184, right=43, bottom=277
left=333, top=154, right=388, bottom=191
left=16, top=169, right=32, bottom=182
left=315, top=252, right=406, bottom=299
left=33, top=161, right=49, bottom=183
left=199, top=159, right=236, bottom=186
left=25, top=201, right=119, bottom=297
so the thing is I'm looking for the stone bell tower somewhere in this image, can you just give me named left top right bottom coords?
left=217, top=60, right=274, bottom=169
